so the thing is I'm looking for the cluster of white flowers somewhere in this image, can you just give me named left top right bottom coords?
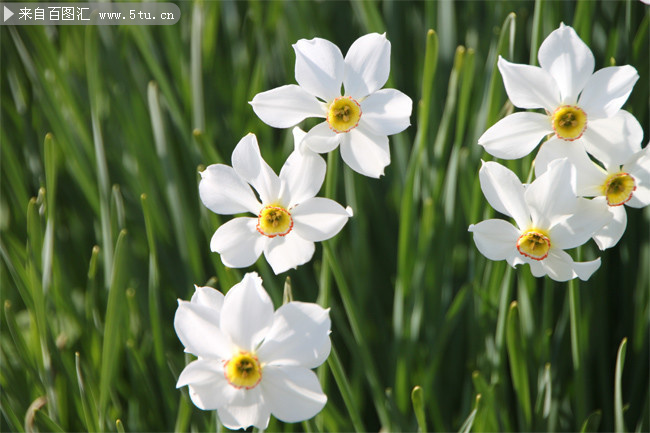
left=175, top=33, right=413, bottom=429
left=470, top=24, right=649, bottom=282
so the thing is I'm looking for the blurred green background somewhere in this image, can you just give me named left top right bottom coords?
left=1, top=0, right=648, bottom=431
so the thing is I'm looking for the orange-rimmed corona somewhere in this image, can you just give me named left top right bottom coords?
left=516, top=229, right=551, bottom=261
left=602, top=172, right=636, bottom=206
left=224, top=351, right=263, bottom=390
left=257, top=205, right=293, bottom=238
left=326, top=96, right=362, bottom=133
left=551, top=105, right=587, bottom=141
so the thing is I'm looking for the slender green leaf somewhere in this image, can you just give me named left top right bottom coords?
left=506, top=301, right=532, bottom=430
left=615, top=338, right=628, bottom=433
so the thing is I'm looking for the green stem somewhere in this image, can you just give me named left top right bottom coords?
left=317, top=150, right=338, bottom=308
left=568, top=277, right=587, bottom=427
left=394, top=28, right=438, bottom=338
left=323, top=242, right=391, bottom=429
left=529, top=0, right=544, bottom=65
left=327, top=344, right=366, bottom=433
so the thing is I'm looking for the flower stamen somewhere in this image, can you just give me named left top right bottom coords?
left=257, top=205, right=293, bottom=238
left=224, top=351, right=263, bottom=389
left=602, top=172, right=636, bottom=206
left=326, top=96, right=361, bottom=133
left=551, top=105, right=587, bottom=141
left=517, top=230, right=551, bottom=260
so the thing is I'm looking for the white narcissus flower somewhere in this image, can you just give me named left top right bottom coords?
left=535, top=139, right=650, bottom=250
left=250, top=33, right=413, bottom=178
left=468, top=159, right=612, bottom=281
left=175, top=273, right=331, bottom=430
left=479, top=23, right=641, bottom=164
left=199, top=129, right=352, bottom=274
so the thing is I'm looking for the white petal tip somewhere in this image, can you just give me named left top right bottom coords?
left=345, top=206, right=354, bottom=217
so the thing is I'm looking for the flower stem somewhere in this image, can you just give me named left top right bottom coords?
left=327, top=344, right=366, bottom=432
left=568, top=277, right=587, bottom=426
left=323, top=242, right=391, bottom=429
left=317, top=150, right=339, bottom=308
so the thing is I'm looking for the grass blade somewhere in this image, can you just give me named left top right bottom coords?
left=615, top=338, right=628, bottom=433
left=506, top=301, right=532, bottom=430
left=98, top=229, right=129, bottom=429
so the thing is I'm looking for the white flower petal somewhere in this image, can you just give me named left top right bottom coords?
left=231, top=134, right=282, bottom=205
left=534, top=138, right=606, bottom=196
left=257, top=302, right=331, bottom=369
left=538, top=24, right=594, bottom=103
left=211, top=218, right=265, bottom=269
left=548, top=197, right=612, bottom=249
left=528, top=260, right=547, bottom=278
left=177, top=359, right=227, bottom=390
left=199, top=164, right=261, bottom=215
left=343, top=33, right=391, bottom=99
left=250, top=84, right=326, bottom=128
left=578, top=66, right=639, bottom=119
left=264, top=232, right=315, bottom=274
left=625, top=146, right=650, bottom=207
left=186, top=376, right=238, bottom=411
left=302, top=122, right=342, bottom=154
left=506, top=254, right=526, bottom=269
left=216, top=387, right=270, bottom=430
left=292, top=197, right=351, bottom=242
left=540, top=249, right=579, bottom=282
left=279, top=145, right=326, bottom=208
left=477, top=112, right=550, bottom=159
left=572, top=258, right=602, bottom=281
left=191, top=285, right=225, bottom=311
left=628, top=184, right=650, bottom=208
left=497, top=57, right=560, bottom=111
left=582, top=111, right=643, bottom=168
left=592, top=204, right=627, bottom=250
left=221, top=272, right=274, bottom=351
left=293, top=38, right=345, bottom=103
left=468, top=219, right=520, bottom=262
left=525, top=158, right=576, bottom=229
left=539, top=249, right=601, bottom=282
left=340, top=125, right=390, bottom=178
left=478, top=161, right=531, bottom=229
left=360, top=88, right=412, bottom=136
left=174, top=300, right=233, bottom=359
left=292, top=126, right=308, bottom=151
left=260, top=365, right=327, bottom=423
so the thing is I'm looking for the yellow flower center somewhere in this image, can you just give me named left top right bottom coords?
left=551, top=105, right=587, bottom=141
left=517, top=229, right=551, bottom=261
left=224, top=351, right=262, bottom=389
left=257, top=205, right=293, bottom=238
left=602, top=172, right=636, bottom=206
left=326, top=96, right=362, bottom=133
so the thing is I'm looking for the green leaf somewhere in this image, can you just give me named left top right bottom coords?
left=327, top=344, right=365, bottom=433
left=75, top=352, right=98, bottom=432
left=98, top=229, right=129, bottom=429
left=411, top=386, right=427, bottom=433
left=615, top=338, right=628, bottom=433
left=580, top=410, right=603, bottom=433
left=458, top=395, right=479, bottom=433
left=506, top=301, right=532, bottom=430
left=485, top=12, right=516, bottom=128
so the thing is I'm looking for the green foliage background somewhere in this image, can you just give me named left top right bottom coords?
left=1, top=0, right=648, bottom=431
